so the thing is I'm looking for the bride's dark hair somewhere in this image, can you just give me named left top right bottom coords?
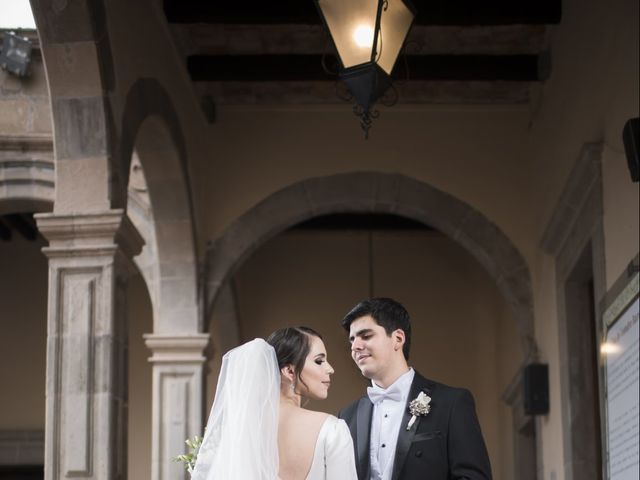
left=266, top=326, right=322, bottom=391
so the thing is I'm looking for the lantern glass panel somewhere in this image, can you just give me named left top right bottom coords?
left=317, top=0, right=378, bottom=69
left=377, top=0, right=414, bottom=74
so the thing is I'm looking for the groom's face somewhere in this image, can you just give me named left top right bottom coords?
left=348, top=315, right=400, bottom=383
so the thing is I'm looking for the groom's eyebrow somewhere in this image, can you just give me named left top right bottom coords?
left=349, top=328, right=373, bottom=343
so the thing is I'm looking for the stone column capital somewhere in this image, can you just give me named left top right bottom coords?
left=144, top=334, right=210, bottom=364
left=34, top=209, right=144, bottom=259
left=144, top=333, right=210, bottom=479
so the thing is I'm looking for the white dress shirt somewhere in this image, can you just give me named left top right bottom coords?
left=367, top=368, right=415, bottom=480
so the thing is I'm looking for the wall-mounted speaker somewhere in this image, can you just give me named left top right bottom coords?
left=523, top=363, right=549, bottom=415
left=623, top=117, right=639, bottom=182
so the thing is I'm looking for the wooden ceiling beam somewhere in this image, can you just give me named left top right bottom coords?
left=187, top=54, right=540, bottom=82
left=0, top=219, right=11, bottom=241
left=165, top=0, right=561, bottom=26
left=4, top=214, right=38, bottom=241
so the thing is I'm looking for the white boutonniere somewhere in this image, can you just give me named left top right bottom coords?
left=406, top=392, right=431, bottom=431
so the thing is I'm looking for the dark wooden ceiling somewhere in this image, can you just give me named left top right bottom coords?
left=0, top=213, right=40, bottom=242
left=164, top=1, right=561, bottom=26
left=163, top=0, right=561, bottom=105
left=187, top=54, right=540, bottom=82
left=291, top=213, right=434, bottom=231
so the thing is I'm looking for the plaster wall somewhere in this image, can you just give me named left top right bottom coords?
left=0, top=234, right=47, bottom=430
left=127, top=272, right=153, bottom=480
left=0, top=38, right=51, bottom=137
left=206, top=229, right=523, bottom=479
left=525, top=0, right=639, bottom=477
left=197, top=105, right=533, bottom=259
left=496, top=301, right=519, bottom=480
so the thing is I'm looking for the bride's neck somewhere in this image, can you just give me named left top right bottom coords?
left=280, top=388, right=302, bottom=408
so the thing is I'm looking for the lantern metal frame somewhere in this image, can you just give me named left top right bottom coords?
left=314, top=0, right=416, bottom=137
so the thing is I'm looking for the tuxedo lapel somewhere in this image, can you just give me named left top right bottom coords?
left=356, top=396, right=373, bottom=479
left=391, top=374, right=434, bottom=480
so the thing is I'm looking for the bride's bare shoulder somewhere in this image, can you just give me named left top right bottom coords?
left=303, top=409, right=332, bottom=421
left=284, top=407, right=331, bottom=427
left=296, top=407, right=329, bottom=420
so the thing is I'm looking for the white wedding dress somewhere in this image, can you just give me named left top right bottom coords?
left=191, top=339, right=357, bottom=480
left=304, top=415, right=358, bottom=480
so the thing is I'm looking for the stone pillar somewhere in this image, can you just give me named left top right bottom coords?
left=143, top=334, right=209, bottom=480
left=35, top=210, right=143, bottom=480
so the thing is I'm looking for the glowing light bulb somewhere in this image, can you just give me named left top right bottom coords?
left=353, top=24, right=374, bottom=48
left=600, top=342, right=621, bottom=355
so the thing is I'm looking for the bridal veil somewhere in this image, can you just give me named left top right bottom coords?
left=191, top=338, right=280, bottom=480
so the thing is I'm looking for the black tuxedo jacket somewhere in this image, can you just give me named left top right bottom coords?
left=338, top=371, right=492, bottom=480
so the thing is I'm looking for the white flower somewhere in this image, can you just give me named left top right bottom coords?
left=406, top=391, right=431, bottom=431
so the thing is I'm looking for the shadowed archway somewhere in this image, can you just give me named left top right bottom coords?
left=205, top=171, right=534, bottom=354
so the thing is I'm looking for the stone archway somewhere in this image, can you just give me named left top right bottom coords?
left=120, top=77, right=199, bottom=334
left=30, top=0, right=124, bottom=212
left=119, top=78, right=206, bottom=480
left=28, top=3, right=144, bottom=479
left=28, top=4, right=205, bottom=479
left=206, top=172, right=534, bottom=353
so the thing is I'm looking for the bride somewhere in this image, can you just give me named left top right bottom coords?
left=191, top=326, right=358, bottom=480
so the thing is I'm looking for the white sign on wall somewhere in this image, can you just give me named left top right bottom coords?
left=604, top=279, right=639, bottom=480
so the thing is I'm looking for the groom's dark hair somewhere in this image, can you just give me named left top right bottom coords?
left=341, top=297, right=412, bottom=360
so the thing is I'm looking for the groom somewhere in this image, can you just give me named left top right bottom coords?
left=338, top=298, right=492, bottom=480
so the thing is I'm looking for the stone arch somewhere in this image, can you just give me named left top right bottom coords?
left=29, top=0, right=124, bottom=211
left=119, top=78, right=199, bottom=333
left=206, top=172, right=534, bottom=353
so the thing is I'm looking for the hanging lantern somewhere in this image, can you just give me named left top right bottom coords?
left=315, top=0, right=415, bottom=137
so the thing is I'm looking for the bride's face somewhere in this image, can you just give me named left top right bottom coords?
left=298, top=335, right=335, bottom=400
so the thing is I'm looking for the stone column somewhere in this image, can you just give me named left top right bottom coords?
left=35, top=210, right=143, bottom=480
left=143, top=334, right=209, bottom=480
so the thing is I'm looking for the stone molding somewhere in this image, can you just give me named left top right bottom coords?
left=0, top=135, right=53, bottom=152
left=144, top=334, right=210, bottom=364
left=539, top=143, right=603, bottom=255
left=543, top=143, right=606, bottom=480
left=0, top=135, right=54, bottom=212
left=36, top=210, right=144, bottom=260
left=0, top=430, right=44, bottom=466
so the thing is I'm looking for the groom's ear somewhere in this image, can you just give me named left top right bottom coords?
left=392, top=329, right=406, bottom=352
